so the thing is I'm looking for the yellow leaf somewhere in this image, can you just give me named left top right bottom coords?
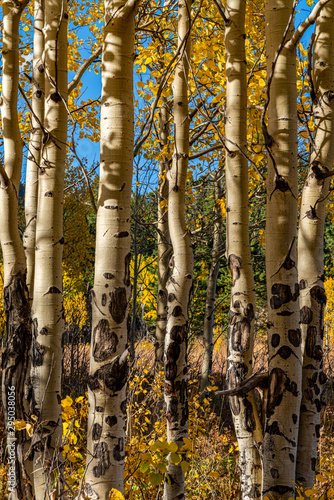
left=26, top=423, right=34, bottom=437
left=306, top=0, right=313, bottom=5
left=180, top=460, right=189, bottom=473
left=149, top=472, right=163, bottom=487
left=23, top=26, right=30, bottom=31
left=170, top=452, right=181, bottom=464
left=209, top=471, right=219, bottom=479
left=167, top=442, right=178, bottom=453
left=259, top=78, right=266, bottom=87
left=108, top=488, right=125, bottom=500
left=14, top=420, right=26, bottom=431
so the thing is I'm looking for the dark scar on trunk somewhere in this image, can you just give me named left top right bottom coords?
left=228, top=254, right=242, bottom=286
left=93, top=319, right=118, bottom=362
left=92, top=442, right=110, bottom=477
left=108, top=287, right=128, bottom=323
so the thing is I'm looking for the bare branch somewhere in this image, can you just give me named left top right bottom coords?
left=68, top=47, right=102, bottom=95
left=213, top=372, right=268, bottom=397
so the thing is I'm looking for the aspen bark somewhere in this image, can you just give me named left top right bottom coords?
left=0, top=1, right=32, bottom=498
left=155, top=98, right=170, bottom=371
left=296, top=2, right=334, bottom=490
left=30, top=0, right=68, bottom=496
left=84, top=0, right=135, bottom=497
left=23, top=0, right=45, bottom=301
left=263, top=0, right=301, bottom=498
left=224, top=1, right=262, bottom=497
left=200, top=178, right=222, bottom=392
left=163, top=1, right=193, bottom=498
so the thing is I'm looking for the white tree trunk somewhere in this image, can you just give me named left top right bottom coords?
left=84, top=1, right=135, bottom=497
left=263, top=0, right=302, bottom=497
left=200, top=178, right=222, bottom=392
left=24, top=0, right=45, bottom=301
left=0, top=1, right=32, bottom=498
left=224, top=1, right=262, bottom=497
left=163, top=1, right=193, bottom=498
left=31, top=0, right=68, bottom=496
left=297, top=1, right=334, bottom=490
left=155, top=98, right=170, bottom=370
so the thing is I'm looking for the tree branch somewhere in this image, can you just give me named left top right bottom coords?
left=68, top=47, right=102, bottom=95
left=213, top=371, right=268, bottom=397
left=286, top=0, right=331, bottom=50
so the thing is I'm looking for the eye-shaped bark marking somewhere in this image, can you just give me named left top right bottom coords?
left=93, top=319, right=118, bottom=362
left=88, top=354, right=128, bottom=393
left=228, top=254, right=242, bottom=286
left=165, top=342, right=181, bottom=381
left=270, top=468, right=279, bottom=479
left=311, top=457, right=317, bottom=471
left=113, top=437, right=124, bottom=461
left=92, top=423, right=102, bottom=441
left=103, top=272, right=114, bottom=280
left=101, top=293, right=107, bottom=306
left=271, top=333, right=280, bottom=348
left=44, top=286, right=61, bottom=295
left=108, top=287, right=127, bottom=324
left=310, top=285, right=327, bottom=305
left=105, top=415, right=117, bottom=427
left=172, top=305, right=183, bottom=317
left=288, top=328, right=301, bottom=347
left=92, top=442, right=110, bottom=478
left=113, top=231, right=129, bottom=238
left=292, top=413, right=298, bottom=424
left=300, top=306, right=313, bottom=324
left=124, top=252, right=131, bottom=286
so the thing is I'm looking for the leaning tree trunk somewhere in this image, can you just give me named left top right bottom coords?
left=155, top=97, right=170, bottom=371
left=23, top=0, right=45, bottom=302
left=163, top=1, right=193, bottom=499
left=0, top=1, right=32, bottom=498
left=296, top=2, right=334, bottom=491
left=30, top=0, right=68, bottom=497
left=263, top=0, right=301, bottom=498
left=200, top=177, right=222, bottom=392
left=84, top=0, right=136, bottom=497
left=224, top=1, right=262, bottom=497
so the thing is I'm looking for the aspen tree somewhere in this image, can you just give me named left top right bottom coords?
left=0, top=0, right=32, bottom=498
left=296, top=1, right=334, bottom=490
left=263, top=0, right=301, bottom=497
left=200, top=177, right=222, bottom=392
left=23, top=0, right=45, bottom=302
left=224, top=0, right=262, bottom=497
left=155, top=98, right=170, bottom=370
left=163, top=0, right=193, bottom=498
left=84, top=0, right=136, bottom=497
left=30, top=0, right=68, bottom=496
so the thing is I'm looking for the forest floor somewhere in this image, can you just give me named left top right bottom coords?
left=0, top=337, right=334, bottom=499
